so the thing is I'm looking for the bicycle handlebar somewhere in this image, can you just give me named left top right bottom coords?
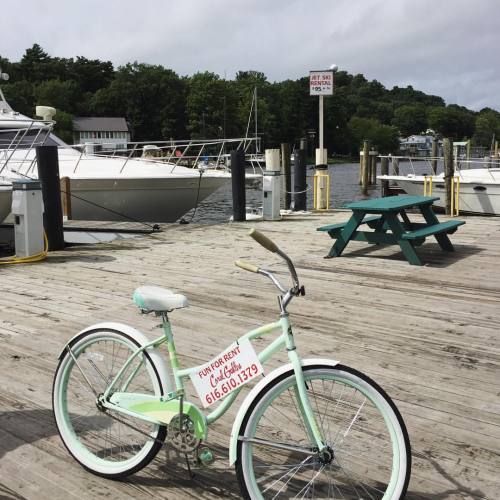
left=234, top=259, right=260, bottom=273
left=248, top=229, right=279, bottom=253
left=241, top=228, right=301, bottom=300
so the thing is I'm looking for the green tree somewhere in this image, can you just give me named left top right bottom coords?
left=1, top=80, right=34, bottom=116
left=473, top=109, right=500, bottom=147
left=348, top=116, right=399, bottom=154
left=186, top=72, right=230, bottom=138
left=52, top=110, right=73, bottom=144
left=392, top=104, right=428, bottom=137
left=33, top=79, right=81, bottom=114
left=68, top=56, right=114, bottom=94
left=428, top=105, right=475, bottom=139
left=91, top=62, right=187, bottom=140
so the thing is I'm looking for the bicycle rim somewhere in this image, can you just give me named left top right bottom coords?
left=236, top=365, right=410, bottom=499
left=53, top=330, right=165, bottom=477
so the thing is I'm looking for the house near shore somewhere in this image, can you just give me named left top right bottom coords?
left=399, top=135, right=441, bottom=157
left=72, top=117, right=130, bottom=152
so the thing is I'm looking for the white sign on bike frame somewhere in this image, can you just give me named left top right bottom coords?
left=190, top=338, right=263, bottom=408
left=309, top=70, right=334, bottom=96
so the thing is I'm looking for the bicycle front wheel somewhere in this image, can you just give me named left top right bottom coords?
left=53, top=328, right=166, bottom=478
left=236, top=364, right=411, bottom=499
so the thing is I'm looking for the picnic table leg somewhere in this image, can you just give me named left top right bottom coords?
left=384, top=213, right=423, bottom=266
left=399, top=210, right=413, bottom=230
left=326, top=210, right=365, bottom=258
left=368, top=215, right=388, bottom=245
left=420, top=205, right=455, bottom=251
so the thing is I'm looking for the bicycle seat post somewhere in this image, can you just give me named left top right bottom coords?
left=160, top=312, right=183, bottom=391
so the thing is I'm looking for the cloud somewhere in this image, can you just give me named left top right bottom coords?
left=2, top=0, right=499, bottom=110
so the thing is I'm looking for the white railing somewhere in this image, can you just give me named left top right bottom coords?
left=0, top=119, right=54, bottom=177
left=1, top=121, right=265, bottom=178
left=378, top=155, right=500, bottom=177
left=67, top=136, right=264, bottom=174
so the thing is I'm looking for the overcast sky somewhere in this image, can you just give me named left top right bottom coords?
left=2, top=0, right=499, bottom=111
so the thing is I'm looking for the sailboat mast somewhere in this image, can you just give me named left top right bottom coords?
left=254, top=87, right=259, bottom=153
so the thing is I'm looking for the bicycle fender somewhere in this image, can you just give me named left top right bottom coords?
left=58, top=322, right=175, bottom=394
left=228, top=358, right=339, bottom=465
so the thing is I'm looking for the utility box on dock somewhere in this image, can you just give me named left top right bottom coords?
left=263, top=149, right=281, bottom=220
left=11, top=180, right=44, bottom=258
left=262, top=171, right=281, bottom=220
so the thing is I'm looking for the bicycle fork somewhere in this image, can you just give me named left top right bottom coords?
left=282, top=316, right=328, bottom=456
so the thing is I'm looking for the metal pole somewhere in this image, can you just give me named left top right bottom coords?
left=319, top=95, right=324, bottom=153
left=254, top=87, right=258, bottom=148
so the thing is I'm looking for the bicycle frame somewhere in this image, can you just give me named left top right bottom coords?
left=99, top=313, right=327, bottom=452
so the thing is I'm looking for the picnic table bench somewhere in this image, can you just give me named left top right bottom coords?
left=317, top=195, right=465, bottom=266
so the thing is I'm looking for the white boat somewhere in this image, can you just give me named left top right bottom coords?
left=0, top=85, right=258, bottom=224
left=379, top=167, right=500, bottom=215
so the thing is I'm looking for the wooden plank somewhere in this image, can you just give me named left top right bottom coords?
left=317, top=215, right=382, bottom=232
left=0, top=211, right=499, bottom=498
left=402, top=220, right=465, bottom=239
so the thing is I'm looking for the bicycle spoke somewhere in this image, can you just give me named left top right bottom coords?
left=56, top=334, right=162, bottom=471
left=238, top=367, right=408, bottom=499
left=240, top=436, right=316, bottom=455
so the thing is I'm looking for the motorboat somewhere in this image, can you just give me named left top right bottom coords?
left=0, top=85, right=256, bottom=224
left=379, top=162, right=500, bottom=215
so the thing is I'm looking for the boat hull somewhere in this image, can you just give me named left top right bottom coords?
left=67, top=175, right=228, bottom=222
left=380, top=170, right=500, bottom=215
left=0, top=175, right=228, bottom=223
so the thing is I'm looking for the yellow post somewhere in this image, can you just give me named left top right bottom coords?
left=313, top=170, right=330, bottom=210
left=450, top=176, right=460, bottom=216
left=423, top=176, right=433, bottom=196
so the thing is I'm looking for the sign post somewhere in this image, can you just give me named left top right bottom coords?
left=310, top=70, right=334, bottom=165
left=310, top=69, right=335, bottom=210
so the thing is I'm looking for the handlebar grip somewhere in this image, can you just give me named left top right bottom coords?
left=248, top=229, right=279, bottom=253
left=234, top=259, right=260, bottom=273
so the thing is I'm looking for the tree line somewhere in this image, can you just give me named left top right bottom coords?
left=1, top=44, right=500, bottom=154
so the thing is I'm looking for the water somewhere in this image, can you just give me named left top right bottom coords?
left=188, top=163, right=381, bottom=224
left=189, top=159, right=450, bottom=224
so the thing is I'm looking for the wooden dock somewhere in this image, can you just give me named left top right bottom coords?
left=0, top=211, right=499, bottom=499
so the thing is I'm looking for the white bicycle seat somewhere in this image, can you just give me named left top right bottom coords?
left=132, top=286, right=188, bottom=312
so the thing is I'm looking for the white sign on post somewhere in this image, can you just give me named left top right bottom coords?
left=189, top=338, right=264, bottom=408
left=309, top=71, right=334, bottom=96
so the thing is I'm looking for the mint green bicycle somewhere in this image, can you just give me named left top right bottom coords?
left=53, top=229, right=411, bottom=499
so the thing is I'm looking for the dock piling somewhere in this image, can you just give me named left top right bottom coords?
left=431, top=139, right=438, bottom=174
left=362, top=141, right=370, bottom=195
left=443, top=138, right=454, bottom=216
left=380, top=157, right=389, bottom=197
left=231, top=149, right=246, bottom=222
left=60, top=176, right=72, bottom=220
left=369, top=150, right=378, bottom=185
left=281, top=143, right=291, bottom=209
left=393, top=156, right=400, bottom=176
left=293, top=149, right=307, bottom=211
left=36, top=146, right=65, bottom=251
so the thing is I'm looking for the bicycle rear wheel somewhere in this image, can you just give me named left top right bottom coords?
left=236, top=364, right=411, bottom=499
left=53, top=328, right=166, bottom=478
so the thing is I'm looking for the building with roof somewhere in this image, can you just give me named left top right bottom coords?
left=72, top=117, right=130, bottom=151
left=399, top=135, right=441, bottom=157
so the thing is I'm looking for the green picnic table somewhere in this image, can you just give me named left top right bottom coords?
left=317, top=195, right=465, bottom=266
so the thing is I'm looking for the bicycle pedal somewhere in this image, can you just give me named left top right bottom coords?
left=197, top=447, right=215, bottom=466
